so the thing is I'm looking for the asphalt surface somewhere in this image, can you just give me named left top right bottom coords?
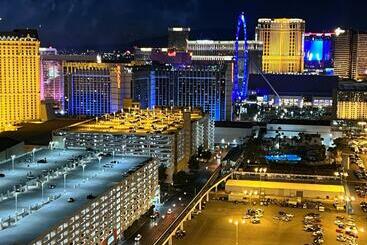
left=175, top=200, right=367, bottom=245
left=121, top=193, right=193, bottom=245
left=120, top=151, right=229, bottom=245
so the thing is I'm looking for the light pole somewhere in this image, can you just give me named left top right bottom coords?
left=112, top=150, right=115, bottom=161
left=49, top=141, right=55, bottom=150
left=11, top=155, right=15, bottom=171
left=15, top=192, right=18, bottom=213
left=32, top=148, right=36, bottom=163
left=82, top=163, right=86, bottom=181
left=97, top=156, right=102, bottom=169
left=41, top=181, right=45, bottom=201
left=335, top=171, right=351, bottom=214
left=254, top=168, right=267, bottom=196
left=63, top=173, right=67, bottom=193
left=229, top=219, right=245, bottom=245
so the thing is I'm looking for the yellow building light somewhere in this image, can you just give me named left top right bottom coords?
left=0, top=31, right=40, bottom=131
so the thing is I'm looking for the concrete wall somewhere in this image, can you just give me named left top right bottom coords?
left=215, top=127, right=253, bottom=145
left=226, top=182, right=343, bottom=201
left=265, top=123, right=341, bottom=147
left=0, top=142, right=25, bottom=162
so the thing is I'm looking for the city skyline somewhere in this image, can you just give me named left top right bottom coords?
left=0, top=0, right=367, bottom=49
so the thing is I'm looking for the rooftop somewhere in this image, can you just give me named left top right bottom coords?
left=0, top=137, right=22, bottom=152
left=0, top=119, right=84, bottom=146
left=0, top=148, right=151, bottom=244
left=58, top=108, right=204, bottom=135
left=0, top=29, right=39, bottom=40
left=215, top=121, right=264, bottom=129
left=268, top=119, right=331, bottom=126
left=248, top=74, right=338, bottom=97
left=338, top=80, right=367, bottom=91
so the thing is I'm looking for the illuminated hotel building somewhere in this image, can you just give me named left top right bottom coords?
left=40, top=47, right=63, bottom=109
left=63, top=62, right=128, bottom=116
left=53, top=108, right=214, bottom=178
left=132, top=64, right=233, bottom=121
left=336, top=80, right=367, bottom=120
left=304, top=33, right=334, bottom=73
left=40, top=48, right=99, bottom=111
left=0, top=29, right=40, bottom=131
left=133, top=47, right=168, bottom=64
left=256, top=18, right=305, bottom=73
left=187, top=40, right=263, bottom=73
left=334, top=29, right=367, bottom=81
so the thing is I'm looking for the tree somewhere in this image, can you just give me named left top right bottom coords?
left=173, top=171, right=189, bottom=186
left=332, top=138, right=348, bottom=151
left=158, top=165, right=168, bottom=183
left=188, top=156, right=200, bottom=171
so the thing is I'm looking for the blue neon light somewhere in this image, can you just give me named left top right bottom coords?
left=305, top=40, right=323, bottom=61
left=304, top=36, right=333, bottom=69
left=233, top=12, right=249, bottom=102
left=265, top=154, right=302, bottom=162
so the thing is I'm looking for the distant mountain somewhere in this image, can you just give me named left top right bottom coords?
left=127, top=27, right=248, bottom=49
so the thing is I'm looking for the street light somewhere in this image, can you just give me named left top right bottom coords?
left=63, top=173, right=67, bottom=192
left=81, top=163, right=86, bottom=181
left=32, top=148, right=36, bottom=163
left=41, top=181, right=45, bottom=201
left=254, top=168, right=267, bottom=196
left=229, top=218, right=245, bottom=245
left=15, top=192, right=18, bottom=214
left=11, top=155, right=16, bottom=171
left=97, top=156, right=102, bottom=169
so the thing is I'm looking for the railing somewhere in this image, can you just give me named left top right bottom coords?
left=152, top=150, right=243, bottom=245
left=153, top=166, right=222, bottom=245
left=233, top=171, right=342, bottom=183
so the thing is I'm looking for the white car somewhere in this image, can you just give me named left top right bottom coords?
left=286, top=213, right=294, bottom=218
left=135, top=234, right=142, bottom=242
left=167, top=208, right=172, bottom=214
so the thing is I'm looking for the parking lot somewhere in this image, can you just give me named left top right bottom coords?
left=174, top=200, right=367, bottom=245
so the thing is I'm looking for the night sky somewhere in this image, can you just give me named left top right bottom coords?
left=0, top=0, right=366, bottom=49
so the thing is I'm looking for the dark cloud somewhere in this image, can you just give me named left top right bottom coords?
left=0, top=0, right=366, bottom=49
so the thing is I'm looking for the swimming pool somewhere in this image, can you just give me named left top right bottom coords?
left=265, top=154, right=301, bottom=162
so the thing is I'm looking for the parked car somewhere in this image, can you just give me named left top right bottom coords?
left=135, top=234, right=142, bottom=242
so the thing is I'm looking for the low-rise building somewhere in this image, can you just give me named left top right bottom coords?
left=0, top=148, right=158, bottom=245
left=226, top=179, right=344, bottom=201
left=53, top=108, right=214, bottom=180
left=265, top=119, right=341, bottom=147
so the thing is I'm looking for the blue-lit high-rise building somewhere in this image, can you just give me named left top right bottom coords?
left=304, top=32, right=334, bottom=73
left=132, top=64, right=233, bottom=121
left=63, top=62, right=129, bottom=116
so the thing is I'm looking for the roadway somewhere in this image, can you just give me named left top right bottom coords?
left=119, top=146, right=236, bottom=245
left=120, top=150, right=229, bottom=245
left=120, top=192, right=193, bottom=245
